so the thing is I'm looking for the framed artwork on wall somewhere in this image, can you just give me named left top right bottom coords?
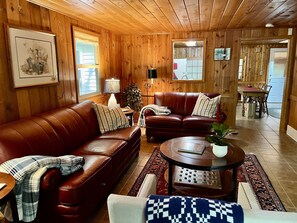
left=214, top=48, right=231, bottom=61
left=7, top=26, right=59, bottom=88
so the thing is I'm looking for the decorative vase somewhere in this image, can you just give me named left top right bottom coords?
left=212, top=144, right=228, bottom=158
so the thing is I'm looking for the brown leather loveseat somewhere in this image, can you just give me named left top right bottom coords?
left=145, top=92, right=226, bottom=140
left=0, top=100, right=141, bottom=223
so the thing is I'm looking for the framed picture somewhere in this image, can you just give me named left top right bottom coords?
left=214, top=48, right=231, bottom=61
left=7, top=26, right=58, bottom=88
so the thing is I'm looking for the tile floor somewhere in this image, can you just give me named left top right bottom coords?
left=88, top=105, right=297, bottom=222
left=1, top=105, right=296, bottom=223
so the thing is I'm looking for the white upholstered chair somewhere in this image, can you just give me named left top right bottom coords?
left=107, top=174, right=297, bottom=223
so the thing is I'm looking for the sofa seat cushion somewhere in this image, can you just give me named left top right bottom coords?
left=183, top=115, right=216, bottom=130
left=74, top=139, right=127, bottom=157
left=145, top=114, right=183, bottom=128
left=97, top=126, right=141, bottom=141
left=58, top=154, right=112, bottom=205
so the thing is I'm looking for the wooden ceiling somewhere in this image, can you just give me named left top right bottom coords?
left=27, top=0, right=297, bottom=34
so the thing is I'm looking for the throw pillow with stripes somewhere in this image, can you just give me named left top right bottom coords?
left=191, top=93, right=221, bottom=118
left=93, top=104, right=129, bottom=134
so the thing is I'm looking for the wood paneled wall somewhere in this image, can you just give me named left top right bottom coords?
left=1, top=0, right=297, bottom=133
left=0, top=0, right=121, bottom=124
left=239, top=43, right=287, bottom=85
left=121, top=28, right=294, bottom=127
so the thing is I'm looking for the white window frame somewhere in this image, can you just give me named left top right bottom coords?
left=73, top=27, right=101, bottom=99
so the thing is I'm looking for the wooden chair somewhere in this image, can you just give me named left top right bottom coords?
left=262, top=85, right=272, bottom=115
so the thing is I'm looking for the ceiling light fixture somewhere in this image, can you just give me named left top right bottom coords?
left=265, top=23, right=274, bottom=28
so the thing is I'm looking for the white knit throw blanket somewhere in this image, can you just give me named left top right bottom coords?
left=137, top=104, right=171, bottom=127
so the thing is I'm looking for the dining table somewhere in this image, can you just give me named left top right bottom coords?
left=237, top=86, right=267, bottom=118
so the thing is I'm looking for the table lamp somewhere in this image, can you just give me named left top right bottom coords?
left=104, top=78, right=120, bottom=108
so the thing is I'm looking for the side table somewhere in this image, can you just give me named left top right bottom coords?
left=122, top=108, right=134, bottom=126
left=0, top=172, right=19, bottom=222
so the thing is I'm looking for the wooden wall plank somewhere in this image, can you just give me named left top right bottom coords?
left=1, top=0, right=297, bottom=134
left=16, top=89, right=31, bottom=118
left=121, top=28, right=296, bottom=127
left=0, top=0, right=19, bottom=123
left=0, top=0, right=121, bottom=124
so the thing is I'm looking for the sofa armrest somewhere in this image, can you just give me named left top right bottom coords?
left=108, top=194, right=147, bottom=223
left=244, top=209, right=297, bottom=223
left=144, top=110, right=155, bottom=117
left=108, top=179, right=297, bottom=223
left=40, top=168, right=62, bottom=191
left=216, top=104, right=227, bottom=123
left=237, top=182, right=260, bottom=210
left=136, top=174, right=157, bottom=197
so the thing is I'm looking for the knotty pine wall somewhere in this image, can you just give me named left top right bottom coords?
left=121, top=29, right=295, bottom=127
left=1, top=0, right=297, bottom=133
left=0, top=0, right=121, bottom=124
left=239, top=43, right=287, bottom=85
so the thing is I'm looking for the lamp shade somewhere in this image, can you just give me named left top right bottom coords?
left=148, top=68, right=157, bottom=79
left=104, top=78, right=120, bottom=94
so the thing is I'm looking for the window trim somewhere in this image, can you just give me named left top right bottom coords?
left=72, top=26, right=101, bottom=100
left=172, top=38, right=206, bottom=82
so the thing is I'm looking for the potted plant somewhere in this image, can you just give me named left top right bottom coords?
left=122, top=83, right=143, bottom=112
left=205, top=122, right=235, bottom=157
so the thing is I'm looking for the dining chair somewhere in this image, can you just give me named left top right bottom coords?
left=262, top=85, right=272, bottom=115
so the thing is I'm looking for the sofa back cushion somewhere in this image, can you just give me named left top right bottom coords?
left=154, top=92, right=221, bottom=116
left=0, top=100, right=100, bottom=163
left=69, top=100, right=100, bottom=138
left=0, top=118, right=65, bottom=163
left=37, top=108, right=91, bottom=154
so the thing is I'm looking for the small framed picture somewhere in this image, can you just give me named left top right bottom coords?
left=7, top=25, right=59, bottom=88
left=214, top=48, right=231, bottom=61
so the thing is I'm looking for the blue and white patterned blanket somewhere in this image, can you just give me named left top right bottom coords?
left=0, top=155, right=84, bottom=222
left=146, top=195, right=243, bottom=223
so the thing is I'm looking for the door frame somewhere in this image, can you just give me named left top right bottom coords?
left=238, top=36, right=295, bottom=133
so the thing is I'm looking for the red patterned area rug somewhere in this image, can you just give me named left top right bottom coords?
left=128, top=147, right=286, bottom=211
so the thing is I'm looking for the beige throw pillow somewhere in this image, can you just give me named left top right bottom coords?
left=93, top=104, right=129, bottom=134
left=191, top=93, right=221, bottom=118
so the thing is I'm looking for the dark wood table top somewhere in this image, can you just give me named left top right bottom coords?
left=160, top=136, right=245, bottom=171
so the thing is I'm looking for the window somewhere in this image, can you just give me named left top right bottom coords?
left=172, top=39, right=205, bottom=81
left=238, top=58, right=244, bottom=80
left=73, top=27, right=100, bottom=98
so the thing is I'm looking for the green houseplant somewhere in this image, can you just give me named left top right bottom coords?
left=122, top=83, right=143, bottom=112
left=205, top=122, right=235, bottom=157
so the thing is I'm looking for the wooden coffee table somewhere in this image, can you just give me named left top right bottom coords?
left=0, top=172, right=19, bottom=222
left=160, top=136, right=245, bottom=201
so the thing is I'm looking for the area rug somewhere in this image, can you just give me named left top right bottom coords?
left=268, top=107, right=281, bottom=119
left=128, top=147, right=286, bottom=211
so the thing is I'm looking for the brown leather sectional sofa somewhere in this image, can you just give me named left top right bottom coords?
left=145, top=92, right=226, bottom=140
left=0, top=100, right=141, bottom=223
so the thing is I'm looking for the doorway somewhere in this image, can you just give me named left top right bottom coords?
left=238, top=36, right=294, bottom=133
left=267, top=48, right=288, bottom=118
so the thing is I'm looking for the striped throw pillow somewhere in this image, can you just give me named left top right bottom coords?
left=93, top=104, right=129, bottom=134
left=191, top=93, right=221, bottom=118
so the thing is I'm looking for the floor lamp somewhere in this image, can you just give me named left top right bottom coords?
left=145, top=68, right=157, bottom=105
left=104, top=78, right=120, bottom=108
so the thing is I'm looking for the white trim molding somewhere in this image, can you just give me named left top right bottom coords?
left=287, top=125, right=297, bottom=142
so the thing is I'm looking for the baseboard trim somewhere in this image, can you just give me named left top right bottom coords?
left=287, top=125, right=297, bottom=142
